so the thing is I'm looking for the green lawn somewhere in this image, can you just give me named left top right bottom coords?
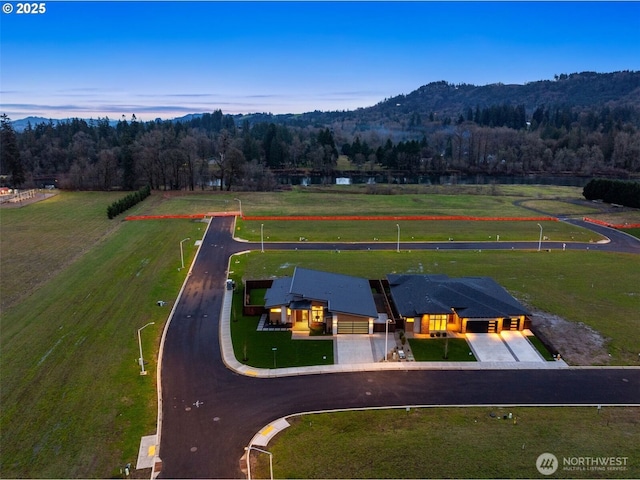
left=236, top=218, right=601, bottom=242
left=253, top=407, right=640, bottom=479
left=408, top=338, right=477, bottom=361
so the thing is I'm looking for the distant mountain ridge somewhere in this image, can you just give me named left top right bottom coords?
left=9, top=71, right=640, bottom=131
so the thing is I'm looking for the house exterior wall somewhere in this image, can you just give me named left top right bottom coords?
left=409, top=313, right=456, bottom=334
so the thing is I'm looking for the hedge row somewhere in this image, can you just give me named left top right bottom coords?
left=107, top=186, right=151, bottom=219
left=583, top=179, right=640, bottom=208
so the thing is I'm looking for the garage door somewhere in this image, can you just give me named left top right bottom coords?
left=337, top=321, right=369, bottom=334
left=466, top=321, right=490, bottom=333
left=466, top=320, right=498, bottom=333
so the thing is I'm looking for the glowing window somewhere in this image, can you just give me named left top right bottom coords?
left=429, top=314, right=447, bottom=331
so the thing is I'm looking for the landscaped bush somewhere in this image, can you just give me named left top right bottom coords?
left=107, top=185, right=151, bottom=219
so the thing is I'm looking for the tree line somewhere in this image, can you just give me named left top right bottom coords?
left=1, top=100, right=639, bottom=191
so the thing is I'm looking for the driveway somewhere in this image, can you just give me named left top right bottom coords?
left=467, top=332, right=544, bottom=362
left=335, top=334, right=390, bottom=364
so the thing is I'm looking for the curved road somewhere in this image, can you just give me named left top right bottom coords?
left=158, top=217, right=640, bottom=479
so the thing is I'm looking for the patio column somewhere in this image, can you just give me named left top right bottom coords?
left=368, top=318, right=374, bottom=334
left=332, top=315, right=338, bottom=336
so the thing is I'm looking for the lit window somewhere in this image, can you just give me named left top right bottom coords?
left=429, top=314, right=447, bottom=331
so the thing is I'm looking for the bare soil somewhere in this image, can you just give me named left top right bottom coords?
left=529, top=311, right=610, bottom=365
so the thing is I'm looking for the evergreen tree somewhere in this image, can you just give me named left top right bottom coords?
left=0, top=114, right=25, bottom=187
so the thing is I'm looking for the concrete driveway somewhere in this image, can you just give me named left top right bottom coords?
left=467, top=331, right=545, bottom=362
left=335, top=334, right=390, bottom=364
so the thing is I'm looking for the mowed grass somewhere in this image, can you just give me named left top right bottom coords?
left=139, top=184, right=587, bottom=217
left=0, top=191, right=125, bottom=310
left=408, top=338, right=477, bottom=361
left=235, top=249, right=640, bottom=365
left=254, top=407, right=640, bottom=479
left=236, top=219, right=600, bottom=242
left=1, top=193, right=204, bottom=478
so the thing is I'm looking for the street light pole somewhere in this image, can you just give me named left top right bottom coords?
left=180, top=237, right=190, bottom=269
left=384, top=319, right=391, bottom=361
left=537, top=223, right=543, bottom=252
left=396, top=223, right=400, bottom=253
left=137, top=322, right=155, bottom=375
left=261, top=223, right=264, bottom=253
left=244, top=446, right=274, bottom=480
left=234, top=198, right=242, bottom=217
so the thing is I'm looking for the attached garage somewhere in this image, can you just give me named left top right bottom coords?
left=337, top=321, right=370, bottom=334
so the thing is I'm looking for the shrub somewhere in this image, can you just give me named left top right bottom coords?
left=107, top=185, right=151, bottom=219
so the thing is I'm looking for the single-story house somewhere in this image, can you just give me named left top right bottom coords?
left=387, top=274, right=529, bottom=335
left=264, top=267, right=380, bottom=334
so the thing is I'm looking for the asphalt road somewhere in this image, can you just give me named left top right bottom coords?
left=158, top=217, right=640, bottom=479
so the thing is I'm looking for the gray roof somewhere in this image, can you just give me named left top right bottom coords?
left=387, top=274, right=529, bottom=319
left=264, top=267, right=378, bottom=318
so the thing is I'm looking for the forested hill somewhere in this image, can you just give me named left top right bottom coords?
left=377, top=71, right=640, bottom=115
left=257, top=71, right=640, bottom=126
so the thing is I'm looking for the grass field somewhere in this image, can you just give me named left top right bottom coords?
left=1, top=194, right=203, bottom=478
left=1, top=187, right=637, bottom=478
left=252, top=407, right=640, bottom=479
left=235, top=218, right=600, bottom=243
left=137, top=184, right=588, bottom=217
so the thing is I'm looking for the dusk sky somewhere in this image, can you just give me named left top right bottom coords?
left=1, top=1, right=639, bottom=121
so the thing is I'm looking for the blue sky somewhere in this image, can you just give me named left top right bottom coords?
left=1, top=1, right=639, bottom=121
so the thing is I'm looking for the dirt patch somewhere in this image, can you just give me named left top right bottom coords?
left=529, top=311, right=610, bottom=365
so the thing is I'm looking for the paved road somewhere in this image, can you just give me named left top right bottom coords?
left=158, top=217, right=640, bottom=479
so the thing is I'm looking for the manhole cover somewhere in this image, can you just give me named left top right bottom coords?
left=185, top=407, right=192, bottom=411
left=213, top=417, right=220, bottom=422
left=365, top=391, right=372, bottom=396
left=190, top=447, right=197, bottom=452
